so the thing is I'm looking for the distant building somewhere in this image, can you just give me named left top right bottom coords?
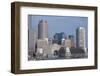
left=58, top=47, right=66, bottom=57
left=63, top=38, right=72, bottom=48
left=37, top=39, right=48, bottom=56
left=28, top=29, right=37, bottom=52
left=61, top=38, right=65, bottom=45
left=76, top=27, right=86, bottom=49
left=65, top=47, right=71, bottom=57
left=36, top=48, right=44, bottom=58
left=53, top=32, right=66, bottom=45
left=70, top=47, right=85, bottom=58
left=28, top=29, right=37, bottom=60
left=68, top=35, right=75, bottom=47
left=38, top=20, right=48, bottom=39
left=51, top=43, right=61, bottom=54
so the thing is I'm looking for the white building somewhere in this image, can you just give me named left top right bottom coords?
left=76, top=27, right=86, bottom=49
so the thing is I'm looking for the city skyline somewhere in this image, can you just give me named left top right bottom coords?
left=28, top=15, right=88, bottom=48
left=28, top=16, right=88, bottom=60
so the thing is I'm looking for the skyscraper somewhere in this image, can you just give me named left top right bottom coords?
left=76, top=27, right=86, bottom=49
left=38, top=20, right=48, bottom=39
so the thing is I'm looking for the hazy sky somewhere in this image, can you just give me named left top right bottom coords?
left=28, top=15, right=88, bottom=47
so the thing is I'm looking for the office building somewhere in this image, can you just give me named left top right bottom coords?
left=53, top=32, right=66, bottom=45
left=28, top=29, right=37, bottom=60
left=28, top=29, right=37, bottom=52
left=76, top=27, right=86, bottom=49
left=38, top=20, right=48, bottom=39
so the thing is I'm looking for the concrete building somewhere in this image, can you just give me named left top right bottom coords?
left=76, top=27, right=86, bottom=49
left=38, top=20, right=48, bottom=39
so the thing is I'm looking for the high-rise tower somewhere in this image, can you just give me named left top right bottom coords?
left=76, top=27, right=86, bottom=49
left=38, top=20, right=48, bottom=39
